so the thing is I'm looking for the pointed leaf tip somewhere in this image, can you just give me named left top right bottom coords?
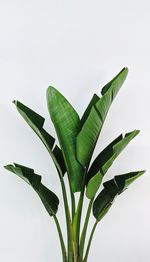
left=101, top=67, right=129, bottom=96
left=4, top=165, right=11, bottom=171
left=123, top=67, right=128, bottom=72
left=47, top=86, right=56, bottom=91
left=12, top=100, right=17, bottom=105
left=134, top=129, right=140, bottom=134
left=125, top=129, right=140, bottom=138
left=47, top=86, right=58, bottom=97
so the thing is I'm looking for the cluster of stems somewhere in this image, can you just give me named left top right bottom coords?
left=53, top=168, right=97, bottom=262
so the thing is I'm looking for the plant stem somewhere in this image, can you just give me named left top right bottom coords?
left=83, top=220, right=98, bottom=262
left=73, top=188, right=85, bottom=258
left=71, top=190, right=76, bottom=221
left=79, top=198, right=93, bottom=260
left=73, top=170, right=86, bottom=260
left=46, top=149, right=73, bottom=259
left=67, top=175, right=76, bottom=221
left=53, top=215, right=67, bottom=262
left=52, top=154, right=75, bottom=262
left=60, top=176, right=75, bottom=261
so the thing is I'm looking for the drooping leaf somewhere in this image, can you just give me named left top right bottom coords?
left=76, top=68, right=128, bottom=168
left=87, top=130, right=140, bottom=184
left=13, top=101, right=66, bottom=176
left=47, top=86, right=84, bottom=192
left=93, top=170, right=145, bottom=221
left=4, top=163, right=59, bottom=216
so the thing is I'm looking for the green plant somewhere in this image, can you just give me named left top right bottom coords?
left=5, top=67, right=145, bottom=262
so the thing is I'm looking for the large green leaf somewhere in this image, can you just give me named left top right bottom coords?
left=87, top=130, right=139, bottom=184
left=13, top=101, right=66, bottom=176
left=86, top=130, right=139, bottom=199
left=47, top=86, right=84, bottom=193
left=93, top=170, right=145, bottom=221
left=4, top=163, right=59, bottom=216
left=76, top=68, right=128, bottom=168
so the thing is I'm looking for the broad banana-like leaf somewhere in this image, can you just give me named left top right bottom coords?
left=86, top=130, right=139, bottom=199
left=76, top=68, right=128, bottom=168
left=47, top=86, right=84, bottom=193
left=93, top=170, right=145, bottom=221
left=4, top=163, right=59, bottom=216
left=87, top=130, right=139, bottom=189
left=13, top=101, right=66, bottom=176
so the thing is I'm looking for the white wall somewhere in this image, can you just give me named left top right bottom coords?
left=0, top=1, right=150, bottom=261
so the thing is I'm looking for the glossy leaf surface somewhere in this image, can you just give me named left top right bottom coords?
left=47, top=86, right=84, bottom=192
left=93, top=170, right=145, bottom=221
left=76, top=68, right=128, bottom=168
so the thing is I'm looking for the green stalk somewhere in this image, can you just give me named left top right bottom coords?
left=73, top=187, right=85, bottom=259
left=67, top=175, right=76, bottom=221
left=83, top=221, right=98, bottom=262
left=53, top=215, right=67, bottom=262
left=49, top=144, right=76, bottom=262
left=79, top=198, right=93, bottom=260
left=73, top=170, right=86, bottom=260
left=45, top=145, right=74, bottom=260
left=36, top=136, right=74, bottom=259
left=59, top=176, right=75, bottom=261
left=71, top=190, right=76, bottom=221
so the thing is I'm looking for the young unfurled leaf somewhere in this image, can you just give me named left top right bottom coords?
left=93, top=170, right=145, bottom=221
left=76, top=68, right=128, bottom=168
left=47, top=86, right=84, bottom=193
left=4, top=163, right=59, bottom=216
left=13, top=101, right=66, bottom=176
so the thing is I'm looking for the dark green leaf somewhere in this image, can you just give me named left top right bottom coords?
left=93, top=170, right=145, bottom=221
left=87, top=130, right=140, bottom=184
left=4, top=163, right=59, bottom=216
left=93, top=189, right=112, bottom=221
left=47, top=86, right=84, bottom=192
left=76, top=68, right=128, bottom=168
left=13, top=101, right=55, bottom=148
left=53, top=145, right=66, bottom=175
left=13, top=101, right=66, bottom=176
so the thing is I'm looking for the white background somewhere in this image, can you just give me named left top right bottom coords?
left=0, top=1, right=150, bottom=261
